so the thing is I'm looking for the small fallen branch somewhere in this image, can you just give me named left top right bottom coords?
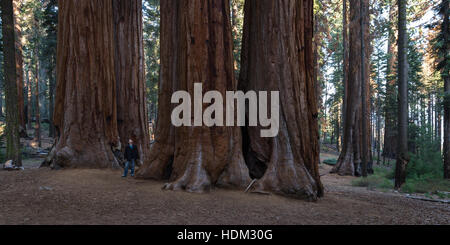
left=244, top=179, right=257, bottom=193
left=405, top=194, right=450, bottom=204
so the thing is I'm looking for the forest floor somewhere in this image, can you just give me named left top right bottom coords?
left=0, top=148, right=449, bottom=224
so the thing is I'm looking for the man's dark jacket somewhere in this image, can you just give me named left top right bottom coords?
left=124, top=144, right=139, bottom=161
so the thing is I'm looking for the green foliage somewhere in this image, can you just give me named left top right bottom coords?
left=351, top=166, right=394, bottom=190
left=143, top=0, right=160, bottom=121
left=352, top=146, right=450, bottom=193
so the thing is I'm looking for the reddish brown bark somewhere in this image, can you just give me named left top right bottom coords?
left=113, top=0, right=150, bottom=166
left=395, top=0, right=409, bottom=189
left=383, top=2, right=398, bottom=159
left=1, top=0, right=22, bottom=166
left=136, top=0, right=251, bottom=192
left=13, top=0, right=26, bottom=136
left=331, top=0, right=371, bottom=176
left=52, top=0, right=120, bottom=168
left=238, top=0, right=323, bottom=200
left=34, top=56, right=41, bottom=147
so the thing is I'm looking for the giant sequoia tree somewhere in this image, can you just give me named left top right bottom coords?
left=238, top=0, right=323, bottom=199
left=52, top=0, right=120, bottom=168
left=113, top=0, right=151, bottom=166
left=136, top=0, right=252, bottom=192
left=48, top=0, right=151, bottom=168
left=394, top=0, right=409, bottom=189
left=137, top=0, right=323, bottom=200
left=331, top=0, right=371, bottom=176
left=1, top=0, right=22, bottom=166
left=383, top=0, right=398, bottom=160
left=13, top=0, right=26, bottom=136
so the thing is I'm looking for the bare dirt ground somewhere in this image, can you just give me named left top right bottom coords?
left=0, top=154, right=449, bottom=225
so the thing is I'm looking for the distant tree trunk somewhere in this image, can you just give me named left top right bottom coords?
left=34, top=56, right=41, bottom=147
left=13, top=0, right=26, bottom=137
left=51, top=0, right=120, bottom=168
left=112, top=0, right=151, bottom=167
left=26, top=69, right=32, bottom=131
left=395, top=0, right=409, bottom=189
left=48, top=67, right=55, bottom=138
left=237, top=0, right=323, bottom=199
left=377, top=99, right=381, bottom=165
left=441, top=0, right=449, bottom=179
left=383, top=2, right=398, bottom=159
left=137, top=0, right=251, bottom=192
left=0, top=60, right=3, bottom=118
left=331, top=0, right=370, bottom=176
left=1, top=0, right=22, bottom=166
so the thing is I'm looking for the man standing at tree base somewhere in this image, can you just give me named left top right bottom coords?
left=122, top=139, right=139, bottom=177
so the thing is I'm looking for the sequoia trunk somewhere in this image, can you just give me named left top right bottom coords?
left=394, top=0, right=409, bottom=188
left=1, top=0, right=22, bottom=166
left=331, top=0, right=371, bottom=176
left=383, top=2, right=398, bottom=159
left=52, top=0, right=120, bottom=168
left=238, top=0, right=323, bottom=199
left=13, top=0, right=26, bottom=136
left=136, top=0, right=251, bottom=192
left=441, top=0, right=449, bottom=179
left=113, top=0, right=151, bottom=166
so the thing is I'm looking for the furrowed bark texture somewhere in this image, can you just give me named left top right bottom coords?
left=1, top=0, right=22, bottom=166
left=331, top=0, right=371, bottom=176
left=383, top=2, right=398, bottom=159
left=113, top=0, right=151, bottom=166
left=395, top=0, right=409, bottom=189
left=53, top=0, right=120, bottom=168
left=238, top=0, right=323, bottom=200
left=136, top=0, right=251, bottom=192
left=13, top=0, right=26, bottom=136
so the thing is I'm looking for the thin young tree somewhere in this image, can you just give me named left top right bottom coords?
left=1, top=0, right=22, bottom=166
left=394, top=0, right=409, bottom=189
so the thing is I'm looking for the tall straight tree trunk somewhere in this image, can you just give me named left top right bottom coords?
left=1, top=0, right=22, bottom=166
left=238, top=0, right=323, bottom=199
left=331, top=0, right=370, bottom=176
left=137, top=0, right=251, bottom=192
left=441, top=0, right=449, bottom=179
left=34, top=56, right=41, bottom=147
left=112, top=0, right=151, bottom=166
left=383, top=1, right=398, bottom=159
left=360, top=0, right=368, bottom=177
left=0, top=58, right=3, bottom=118
left=48, top=67, right=55, bottom=138
left=52, top=0, right=120, bottom=168
left=395, top=0, right=409, bottom=189
left=342, top=0, right=348, bottom=142
left=13, top=0, right=26, bottom=137
left=27, top=69, right=32, bottom=131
